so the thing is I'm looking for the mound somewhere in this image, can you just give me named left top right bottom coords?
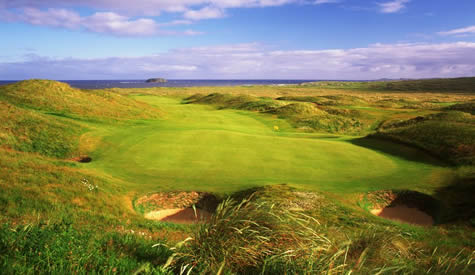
left=0, top=79, right=160, bottom=120
left=238, top=99, right=283, bottom=112
left=269, top=102, right=326, bottom=117
left=373, top=111, right=475, bottom=165
left=444, top=102, right=475, bottom=115
left=276, top=95, right=368, bottom=107
left=320, top=95, right=367, bottom=106
left=187, top=93, right=256, bottom=108
left=186, top=93, right=366, bottom=134
left=276, top=96, right=322, bottom=103
left=375, top=98, right=437, bottom=109
left=185, top=93, right=284, bottom=112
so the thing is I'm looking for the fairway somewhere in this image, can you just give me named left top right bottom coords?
left=88, top=96, right=450, bottom=194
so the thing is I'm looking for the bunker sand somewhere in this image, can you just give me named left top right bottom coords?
left=371, top=205, right=434, bottom=226
left=145, top=208, right=212, bottom=224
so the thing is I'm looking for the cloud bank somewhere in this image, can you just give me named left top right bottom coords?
left=1, top=42, right=474, bottom=80
left=0, top=0, right=345, bottom=36
left=0, top=0, right=327, bottom=15
left=1, top=7, right=198, bottom=36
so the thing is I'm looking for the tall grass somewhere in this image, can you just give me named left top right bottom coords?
left=0, top=222, right=172, bottom=274
left=160, top=189, right=474, bottom=274
left=167, top=196, right=331, bottom=273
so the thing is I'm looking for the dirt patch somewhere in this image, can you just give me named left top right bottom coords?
left=364, top=190, right=440, bottom=226
left=135, top=191, right=218, bottom=224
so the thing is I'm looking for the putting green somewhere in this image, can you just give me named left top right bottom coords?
left=87, top=96, right=451, bottom=194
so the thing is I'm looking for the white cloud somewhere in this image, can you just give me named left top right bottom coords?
left=313, top=0, right=341, bottom=4
left=183, top=29, right=205, bottom=35
left=82, top=12, right=158, bottom=36
left=0, top=7, right=203, bottom=36
left=22, top=7, right=81, bottom=28
left=0, top=0, right=345, bottom=35
left=438, top=25, right=475, bottom=36
left=2, top=42, right=475, bottom=80
left=0, top=0, right=343, bottom=18
left=378, top=0, right=410, bottom=13
left=183, top=6, right=225, bottom=20
left=0, top=0, right=323, bottom=16
left=158, top=20, right=193, bottom=26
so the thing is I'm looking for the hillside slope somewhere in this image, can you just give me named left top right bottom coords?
left=373, top=111, right=475, bottom=165
left=0, top=79, right=162, bottom=159
left=0, top=79, right=160, bottom=120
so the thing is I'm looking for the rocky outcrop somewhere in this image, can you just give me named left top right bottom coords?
left=145, top=78, right=167, bottom=83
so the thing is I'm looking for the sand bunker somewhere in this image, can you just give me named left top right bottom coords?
left=135, top=191, right=218, bottom=224
left=145, top=208, right=212, bottom=224
left=371, top=205, right=433, bottom=226
left=365, top=190, right=439, bottom=227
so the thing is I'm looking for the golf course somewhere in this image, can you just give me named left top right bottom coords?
left=89, top=96, right=449, bottom=194
left=0, top=79, right=474, bottom=274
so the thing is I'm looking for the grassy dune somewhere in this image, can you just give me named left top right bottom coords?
left=0, top=79, right=474, bottom=274
left=374, top=111, right=475, bottom=165
left=0, top=79, right=160, bottom=120
left=301, top=77, right=475, bottom=92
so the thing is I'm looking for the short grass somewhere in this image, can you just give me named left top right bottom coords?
left=88, top=96, right=452, bottom=195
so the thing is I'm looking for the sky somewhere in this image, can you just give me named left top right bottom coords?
left=0, top=0, right=475, bottom=80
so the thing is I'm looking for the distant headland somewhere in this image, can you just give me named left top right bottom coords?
left=145, top=78, right=167, bottom=83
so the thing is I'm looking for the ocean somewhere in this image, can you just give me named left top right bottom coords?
left=0, top=79, right=319, bottom=89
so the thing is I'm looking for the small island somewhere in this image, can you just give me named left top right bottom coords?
left=146, top=78, right=167, bottom=83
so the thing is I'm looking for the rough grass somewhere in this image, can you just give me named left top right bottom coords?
left=0, top=79, right=160, bottom=120
left=166, top=185, right=475, bottom=274
left=444, top=102, right=475, bottom=115
left=301, top=77, right=475, bottom=93
left=0, top=80, right=164, bottom=159
left=374, top=111, right=475, bottom=165
left=184, top=92, right=285, bottom=112
left=0, top=101, right=84, bottom=158
left=0, top=222, right=172, bottom=274
left=187, top=93, right=367, bottom=134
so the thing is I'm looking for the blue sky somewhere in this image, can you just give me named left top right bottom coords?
left=1, top=0, right=475, bottom=80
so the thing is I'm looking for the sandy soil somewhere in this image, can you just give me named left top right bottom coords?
left=371, top=205, right=433, bottom=226
left=144, top=208, right=212, bottom=224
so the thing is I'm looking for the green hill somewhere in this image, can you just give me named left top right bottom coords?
left=374, top=111, right=475, bottom=165
left=0, top=79, right=160, bottom=120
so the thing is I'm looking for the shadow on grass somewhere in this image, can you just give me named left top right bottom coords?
left=348, top=136, right=448, bottom=167
left=433, top=176, right=475, bottom=226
